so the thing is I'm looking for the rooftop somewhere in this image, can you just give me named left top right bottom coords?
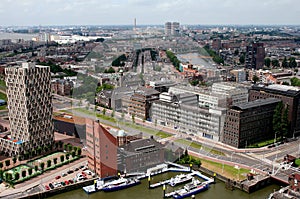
left=232, top=98, right=281, bottom=110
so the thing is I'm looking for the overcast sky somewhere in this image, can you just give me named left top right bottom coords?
left=0, top=0, right=299, bottom=26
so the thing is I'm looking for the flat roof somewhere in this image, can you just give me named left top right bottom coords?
left=53, top=114, right=86, bottom=125
left=232, top=98, right=281, bottom=110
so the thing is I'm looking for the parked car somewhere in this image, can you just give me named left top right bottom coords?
left=53, top=182, right=62, bottom=188
left=44, top=185, right=50, bottom=190
left=55, top=175, right=61, bottom=180
left=83, top=170, right=92, bottom=175
left=68, top=179, right=74, bottom=184
left=49, top=183, right=54, bottom=189
left=65, top=180, right=69, bottom=185
left=62, top=173, right=67, bottom=177
left=67, top=169, right=74, bottom=174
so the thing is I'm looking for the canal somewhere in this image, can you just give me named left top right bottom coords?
left=48, top=172, right=279, bottom=199
left=176, top=53, right=216, bottom=69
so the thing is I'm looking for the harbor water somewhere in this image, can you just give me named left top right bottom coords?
left=48, top=172, right=280, bottom=199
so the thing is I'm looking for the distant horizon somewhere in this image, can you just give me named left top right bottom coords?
left=1, top=23, right=300, bottom=28
left=0, top=0, right=299, bottom=27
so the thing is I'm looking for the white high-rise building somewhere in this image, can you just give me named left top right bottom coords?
left=0, top=63, right=54, bottom=156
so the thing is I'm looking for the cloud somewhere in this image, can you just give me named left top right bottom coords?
left=0, top=0, right=299, bottom=25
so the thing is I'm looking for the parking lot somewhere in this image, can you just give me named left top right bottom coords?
left=43, top=162, right=95, bottom=191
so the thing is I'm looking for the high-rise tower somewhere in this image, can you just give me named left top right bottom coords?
left=0, top=62, right=54, bottom=156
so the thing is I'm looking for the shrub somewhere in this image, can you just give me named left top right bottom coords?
left=21, top=170, right=26, bottom=178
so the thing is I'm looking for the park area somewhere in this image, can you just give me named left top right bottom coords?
left=1, top=145, right=82, bottom=185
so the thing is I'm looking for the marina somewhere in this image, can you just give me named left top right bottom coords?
left=82, top=163, right=215, bottom=198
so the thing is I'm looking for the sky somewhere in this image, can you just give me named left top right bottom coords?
left=0, top=0, right=300, bottom=26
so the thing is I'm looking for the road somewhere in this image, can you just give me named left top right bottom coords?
left=54, top=96, right=300, bottom=184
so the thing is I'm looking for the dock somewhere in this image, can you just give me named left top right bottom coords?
left=150, top=180, right=171, bottom=189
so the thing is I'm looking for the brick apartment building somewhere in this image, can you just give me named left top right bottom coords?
left=246, top=42, right=265, bottom=70
left=222, top=98, right=280, bottom=148
left=249, top=84, right=300, bottom=137
left=128, top=87, right=160, bottom=120
left=86, top=119, right=118, bottom=178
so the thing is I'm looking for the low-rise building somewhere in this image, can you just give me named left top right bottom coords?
left=51, top=79, right=73, bottom=96
left=118, top=137, right=165, bottom=173
left=128, top=87, right=160, bottom=120
left=53, top=114, right=86, bottom=139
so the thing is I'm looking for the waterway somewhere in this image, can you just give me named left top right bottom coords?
left=176, top=53, right=216, bottom=69
left=0, top=32, right=37, bottom=41
left=48, top=172, right=280, bottom=199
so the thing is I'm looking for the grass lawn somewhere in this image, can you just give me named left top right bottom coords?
left=198, top=158, right=250, bottom=181
left=0, top=79, right=6, bottom=91
left=247, top=138, right=280, bottom=148
left=176, top=139, right=202, bottom=149
left=0, top=92, right=7, bottom=100
left=68, top=108, right=173, bottom=139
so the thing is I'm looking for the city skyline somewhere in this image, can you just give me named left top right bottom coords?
left=0, top=0, right=299, bottom=26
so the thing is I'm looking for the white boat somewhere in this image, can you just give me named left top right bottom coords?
left=169, top=174, right=193, bottom=187
left=167, top=179, right=209, bottom=199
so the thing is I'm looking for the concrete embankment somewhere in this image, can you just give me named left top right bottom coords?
left=18, top=178, right=96, bottom=199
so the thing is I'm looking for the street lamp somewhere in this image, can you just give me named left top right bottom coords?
left=231, top=152, right=235, bottom=162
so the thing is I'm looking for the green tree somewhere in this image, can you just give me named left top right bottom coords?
left=63, top=144, right=68, bottom=151
left=53, top=157, right=58, bottom=165
left=60, top=155, right=65, bottom=163
left=14, top=172, right=20, bottom=180
left=104, top=67, right=116, bottom=73
left=12, top=157, right=17, bottom=165
left=21, top=170, right=26, bottom=178
left=5, top=159, right=10, bottom=168
left=5, top=173, right=12, bottom=182
left=77, top=148, right=82, bottom=156
left=272, top=59, right=280, bottom=67
left=252, top=75, right=259, bottom=84
left=289, top=57, right=297, bottom=68
left=18, top=156, right=22, bottom=162
left=239, top=55, right=245, bottom=64
left=111, top=109, right=115, bottom=118
left=40, top=162, right=45, bottom=171
left=0, top=162, right=3, bottom=169
left=282, top=81, right=290, bottom=85
left=132, top=114, right=135, bottom=123
left=234, top=49, right=239, bottom=56
left=282, top=106, right=289, bottom=140
left=264, top=58, right=271, bottom=67
left=71, top=151, right=76, bottom=158
left=68, top=144, right=73, bottom=152
left=28, top=168, right=33, bottom=175
left=282, top=57, right=288, bottom=68
left=273, top=102, right=283, bottom=141
left=102, top=108, right=106, bottom=115
left=290, top=77, right=300, bottom=86
left=66, top=153, right=70, bottom=161
left=54, top=142, right=59, bottom=149
left=34, top=165, right=38, bottom=171
left=0, top=170, right=3, bottom=179
left=47, top=160, right=51, bottom=168
left=58, top=141, right=63, bottom=149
